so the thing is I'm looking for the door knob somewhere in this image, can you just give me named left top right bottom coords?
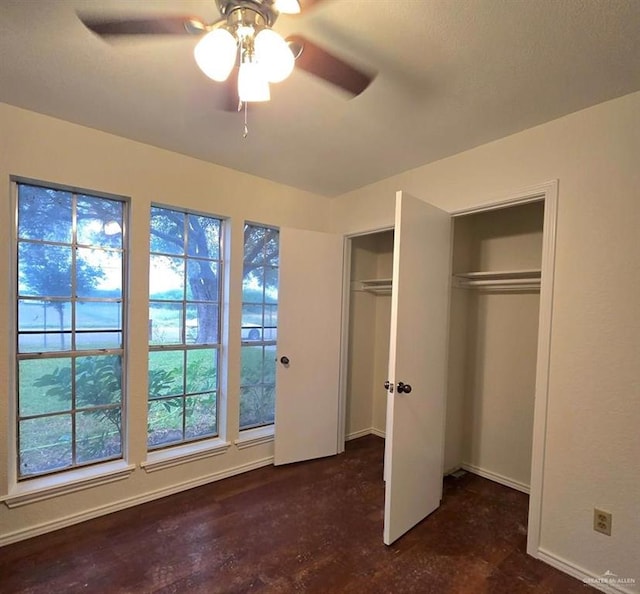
left=396, top=382, right=412, bottom=394
left=280, top=356, right=290, bottom=365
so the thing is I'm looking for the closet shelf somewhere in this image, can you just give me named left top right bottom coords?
left=351, top=278, right=393, bottom=295
left=453, top=269, right=541, bottom=291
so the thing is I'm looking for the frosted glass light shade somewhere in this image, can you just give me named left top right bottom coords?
left=194, top=28, right=237, bottom=82
left=255, top=29, right=295, bottom=83
left=238, top=62, right=271, bottom=102
left=274, top=0, right=301, bottom=14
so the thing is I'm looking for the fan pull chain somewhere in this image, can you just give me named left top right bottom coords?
left=243, top=101, right=249, bottom=138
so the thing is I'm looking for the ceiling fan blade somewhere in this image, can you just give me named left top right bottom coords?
left=298, top=0, right=329, bottom=10
left=80, top=15, right=207, bottom=37
left=287, top=35, right=373, bottom=96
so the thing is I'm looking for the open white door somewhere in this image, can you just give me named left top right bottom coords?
left=383, top=191, right=452, bottom=545
left=274, top=228, right=344, bottom=465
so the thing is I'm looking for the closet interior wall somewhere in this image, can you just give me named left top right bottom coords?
left=346, top=231, right=394, bottom=439
left=445, top=201, right=545, bottom=490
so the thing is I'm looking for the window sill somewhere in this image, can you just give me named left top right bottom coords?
left=2, top=460, right=136, bottom=509
left=141, top=438, right=231, bottom=473
left=235, top=425, right=275, bottom=450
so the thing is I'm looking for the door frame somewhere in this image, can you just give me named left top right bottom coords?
left=451, top=179, right=558, bottom=558
left=337, top=180, right=558, bottom=557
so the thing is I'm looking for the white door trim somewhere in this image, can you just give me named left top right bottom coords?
left=452, top=179, right=559, bottom=558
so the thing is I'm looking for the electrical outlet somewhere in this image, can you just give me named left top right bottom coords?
left=593, top=508, right=612, bottom=536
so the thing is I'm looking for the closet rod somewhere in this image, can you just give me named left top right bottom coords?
left=461, top=278, right=540, bottom=287
left=455, top=278, right=540, bottom=291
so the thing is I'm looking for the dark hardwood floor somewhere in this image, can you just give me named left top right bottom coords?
left=1, top=436, right=594, bottom=593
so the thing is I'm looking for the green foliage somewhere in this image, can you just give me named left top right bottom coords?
left=146, top=353, right=218, bottom=446
left=239, top=347, right=275, bottom=429
left=34, top=356, right=122, bottom=435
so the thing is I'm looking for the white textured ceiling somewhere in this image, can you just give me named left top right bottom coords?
left=1, top=0, right=640, bottom=197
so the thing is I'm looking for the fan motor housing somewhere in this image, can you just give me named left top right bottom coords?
left=216, top=0, right=281, bottom=27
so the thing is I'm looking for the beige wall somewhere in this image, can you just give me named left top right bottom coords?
left=0, top=104, right=330, bottom=543
left=331, top=91, right=640, bottom=585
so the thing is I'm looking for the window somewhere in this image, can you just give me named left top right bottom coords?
left=240, top=224, right=279, bottom=430
left=15, top=182, right=126, bottom=479
left=148, top=207, right=223, bottom=449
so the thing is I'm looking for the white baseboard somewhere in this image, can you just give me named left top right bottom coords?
left=0, top=456, right=274, bottom=547
left=345, top=428, right=386, bottom=441
left=345, top=428, right=373, bottom=441
left=461, top=462, right=530, bottom=494
left=537, top=548, right=637, bottom=594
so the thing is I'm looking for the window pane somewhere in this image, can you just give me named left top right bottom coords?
left=147, top=398, right=184, bottom=448
left=19, top=358, right=72, bottom=416
left=19, top=415, right=72, bottom=477
left=149, top=302, right=183, bottom=345
left=18, top=185, right=72, bottom=243
left=76, top=408, right=122, bottom=463
left=185, top=393, right=217, bottom=439
left=185, top=304, right=219, bottom=345
left=77, top=195, right=123, bottom=248
left=186, top=260, right=219, bottom=302
left=264, top=345, right=276, bottom=385
left=18, top=243, right=72, bottom=297
left=187, top=215, right=220, bottom=259
left=76, top=301, right=122, bottom=331
left=243, top=225, right=266, bottom=265
left=264, top=267, right=278, bottom=304
left=149, top=351, right=184, bottom=398
left=241, top=346, right=263, bottom=386
left=264, top=229, right=279, bottom=266
left=150, top=255, right=184, bottom=300
left=150, top=207, right=184, bottom=255
left=76, top=331, right=122, bottom=350
left=76, top=355, right=122, bottom=408
left=263, top=327, right=277, bottom=341
left=186, top=349, right=217, bottom=393
left=242, top=303, right=263, bottom=327
left=239, top=386, right=275, bottom=429
left=19, top=300, right=72, bottom=332
left=264, top=304, right=278, bottom=327
left=19, top=333, right=71, bottom=353
left=76, top=248, right=122, bottom=298
left=243, top=266, right=264, bottom=303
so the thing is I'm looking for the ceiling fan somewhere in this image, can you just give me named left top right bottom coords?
left=80, top=0, right=373, bottom=112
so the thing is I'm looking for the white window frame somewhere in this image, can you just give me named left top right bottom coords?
left=238, top=222, right=279, bottom=434
left=146, top=205, right=227, bottom=455
left=3, top=178, right=134, bottom=507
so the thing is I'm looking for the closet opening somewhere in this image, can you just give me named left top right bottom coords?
left=343, top=229, right=394, bottom=443
left=446, top=200, right=545, bottom=494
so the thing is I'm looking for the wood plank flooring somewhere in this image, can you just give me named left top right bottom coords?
left=1, top=435, right=595, bottom=593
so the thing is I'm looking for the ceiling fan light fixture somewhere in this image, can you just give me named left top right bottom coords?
left=194, top=28, right=238, bottom=82
left=254, top=28, right=295, bottom=83
left=238, top=61, right=271, bottom=102
left=274, top=0, right=301, bottom=15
